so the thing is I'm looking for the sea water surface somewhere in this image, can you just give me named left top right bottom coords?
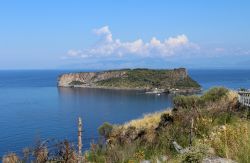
left=0, top=69, right=250, bottom=156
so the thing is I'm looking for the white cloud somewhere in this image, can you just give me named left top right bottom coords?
left=93, top=26, right=113, bottom=42
left=67, top=49, right=82, bottom=57
left=66, top=26, right=199, bottom=59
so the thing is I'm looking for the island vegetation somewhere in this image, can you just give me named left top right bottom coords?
left=95, top=69, right=200, bottom=89
left=2, top=87, right=250, bottom=163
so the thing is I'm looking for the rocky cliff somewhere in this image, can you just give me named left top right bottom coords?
left=58, top=71, right=127, bottom=87
left=58, top=68, right=200, bottom=91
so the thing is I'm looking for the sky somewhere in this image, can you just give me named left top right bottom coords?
left=0, top=0, right=250, bottom=70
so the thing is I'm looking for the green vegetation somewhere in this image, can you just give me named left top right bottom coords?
left=98, top=122, right=113, bottom=139
left=201, top=87, right=229, bottom=102
left=85, top=87, right=250, bottom=162
left=96, top=69, right=201, bottom=90
left=69, top=80, right=85, bottom=86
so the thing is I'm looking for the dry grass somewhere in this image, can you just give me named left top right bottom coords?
left=34, top=147, right=48, bottom=163
left=227, top=90, right=238, bottom=102
left=122, top=109, right=172, bottom=130
left=203, top=120, right=250, bottom=162
left=2, top=153, right=20, bottom=163
left=85, top=88, right=249, bottom=162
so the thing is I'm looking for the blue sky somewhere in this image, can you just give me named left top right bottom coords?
left=0, top=0, right=250, bottom=69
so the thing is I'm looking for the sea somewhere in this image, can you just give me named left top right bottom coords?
left=0, top=69, right=250, bottom=156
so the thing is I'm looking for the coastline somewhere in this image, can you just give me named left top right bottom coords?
left=59, top=84, right=202, bottom=94
left=68, top=85, right=147, bottom=91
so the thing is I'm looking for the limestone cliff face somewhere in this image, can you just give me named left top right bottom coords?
left=58, top=71, right=127, bottom=87
left=57, top=68, right=199, bottom=90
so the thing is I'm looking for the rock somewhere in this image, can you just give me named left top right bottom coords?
left=156, top=155, right=168, bottom=163
left=140, top=155, right=168, bottom=163
left=161, top=155, right=168, bottom=161
left=202, top=157, right=237, bottom=163
left=58, top=71, right=127, bottom=87
left=172, top=141, right=190, bottom=154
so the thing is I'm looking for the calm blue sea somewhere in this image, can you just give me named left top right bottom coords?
left=0, top=69, right=250, bottom=156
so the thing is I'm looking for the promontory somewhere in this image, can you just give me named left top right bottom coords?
left=58, top=68, right=201, bottom=93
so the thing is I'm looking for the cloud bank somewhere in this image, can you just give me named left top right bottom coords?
left=61, top=26, right=250, bottom=69
left=66, top=26, right=199, bottom=59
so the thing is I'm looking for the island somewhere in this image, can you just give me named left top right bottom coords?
left=58, top=68, right=201, bottom=94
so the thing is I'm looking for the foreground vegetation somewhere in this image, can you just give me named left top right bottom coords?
left=86, top=87, right=250, bottom=163
left=2, top=87, right=250, bottom=163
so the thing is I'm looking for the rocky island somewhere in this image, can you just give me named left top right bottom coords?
left=58, top=68, right=201, bottom=94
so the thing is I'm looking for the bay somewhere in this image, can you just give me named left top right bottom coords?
left=0, top=69, right=249, bottom=156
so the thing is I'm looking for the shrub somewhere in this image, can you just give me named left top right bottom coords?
left=56, top=140, right=77, bottom=162
left=201, top=87, right=228, bottom=102
left=98, top=122, right=113, bottom=139
left=213, top=112, right=237, bottom=125
left=156, top=113, right=173, bottom=130
left=182, top=151, right=203, bottom=163
left=179, top=143, right=211, bottom=163
left=173, top=95, right=200, bottom=110
left=85, top=143, right=106, bottom=163
left=195, top=117, right=213, bottom=139
left=34, top=146, right=48, bottom=163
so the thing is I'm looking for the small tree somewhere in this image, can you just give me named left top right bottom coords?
left=98, top=122, right=113, bottom=139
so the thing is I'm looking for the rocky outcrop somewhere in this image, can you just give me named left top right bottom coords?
left=202, top=157, right=237, bottom=163
left=58, top=71, right=127, bottom=87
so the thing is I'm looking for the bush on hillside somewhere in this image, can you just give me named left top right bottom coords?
left=201, top=87, right=228, bottom=102
left=181, top=144, right=210, bottom=163
left=173, top=87, right=229, bottom=111
left=173, top=95, right=201, bottom=111
left=98, top=122, right=113, bottom=139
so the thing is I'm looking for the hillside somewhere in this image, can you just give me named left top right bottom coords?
left=85, top=87, right=250, bottom=163
left=58, top=68, right=201, bottom=93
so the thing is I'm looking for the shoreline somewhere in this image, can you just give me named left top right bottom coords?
left=58, top=85, right=202, bottom=94
left=59, top=85, right=148, bottom=91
